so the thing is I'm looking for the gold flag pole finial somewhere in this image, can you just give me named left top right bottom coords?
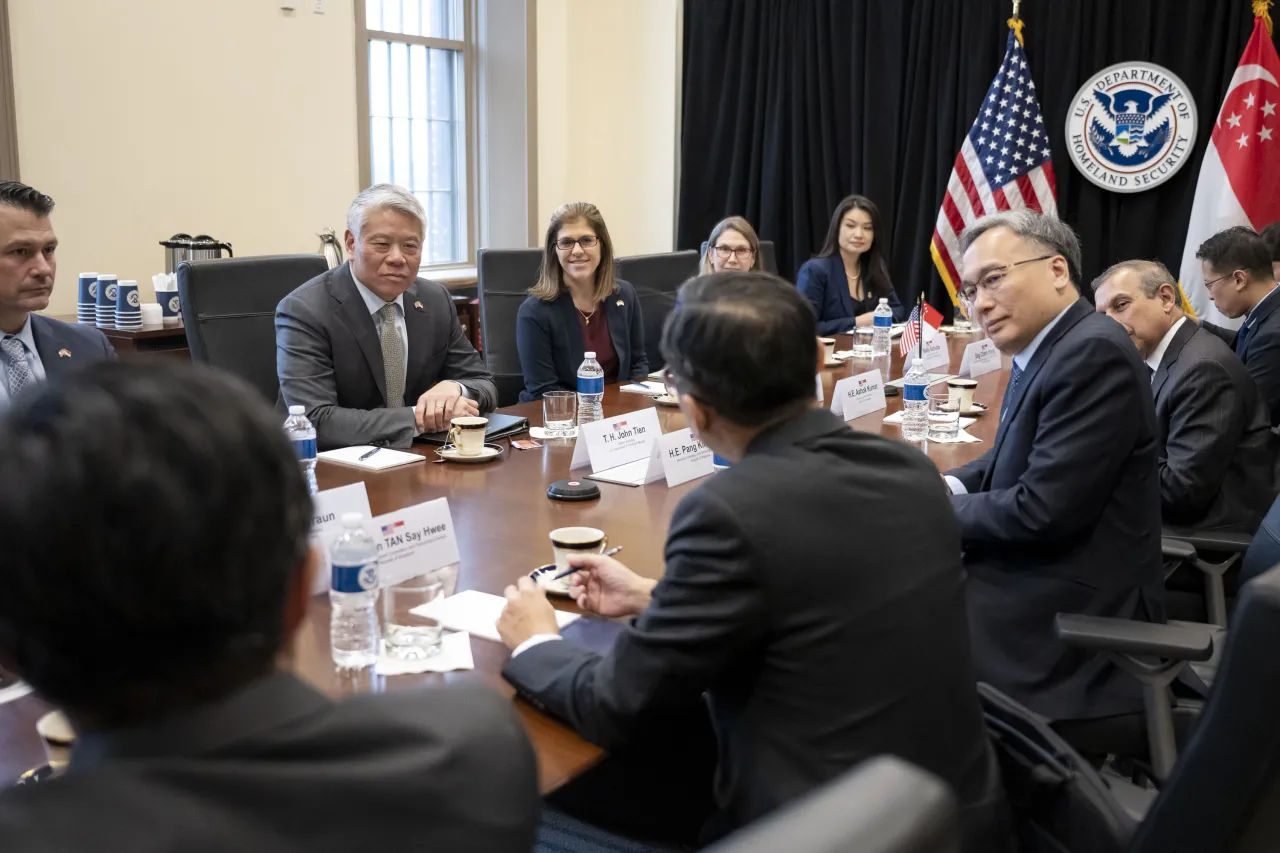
left=1254, top=0, right=1274, bottom=35
left=1009, top=0, right=1026, bottom=46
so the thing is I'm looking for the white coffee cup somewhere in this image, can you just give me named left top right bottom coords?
left=36, top=710, right=75, bottom=765
left=447, top=416, right=488, bottom=456
left=818, top=337, right=836, bottom=362
left=548, top=527, right=609, bottom=576
left=947, top=378, right=978, bottom=411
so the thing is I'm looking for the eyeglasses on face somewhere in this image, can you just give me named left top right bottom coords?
left=1203, top=270, right=1242, bottom=290
left=958, top=254, right=1059, bottom=307
left=713, top=245, right=755, bottom=261
left=556, top=235, right=599, bottom=251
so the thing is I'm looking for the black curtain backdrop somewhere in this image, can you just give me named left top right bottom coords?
left=677, top=0, right=1280, bottom=317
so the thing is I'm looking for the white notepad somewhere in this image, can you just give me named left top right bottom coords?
left=621, top=380, right=667, bottom=395
left=412, top=589, right=580, bottom=643
left=317, top=446, right=426, bottom=472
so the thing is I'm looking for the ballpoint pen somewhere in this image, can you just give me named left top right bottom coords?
left=551, top=545, right=624, bottom=580
left=358, top=447, right=381, bottom=461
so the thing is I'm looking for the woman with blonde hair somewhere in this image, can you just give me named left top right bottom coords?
left=700, top=216, right=763, bottom=274
left=516, top=202, right=648, bottom=402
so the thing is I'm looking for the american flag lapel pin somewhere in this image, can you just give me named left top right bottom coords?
left=413, top=300, right=425, bottom=311
left=57, top=348, right=72, bottom=358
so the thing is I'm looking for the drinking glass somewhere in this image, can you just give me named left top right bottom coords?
left=927, top=387, right=960, bottom=441
left=543, top=391, right=577, bottom=437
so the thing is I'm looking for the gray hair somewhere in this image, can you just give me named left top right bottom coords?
left=346, top=184, right=426, bottom=239
left=1092, top=259, right=1183, bottom=309
left=959, top=210, right=1082, bottom=287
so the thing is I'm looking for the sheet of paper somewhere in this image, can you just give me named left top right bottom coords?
left=885, top=373, right=954, bottom=388
left=375, top=630, right=475, bottom=675
left=309, top=482, right=373, bottom=595
left=317, top=445, right=425, bottom=471
left=371, top=498, right=460, bottom=587
left=815, top=373, right=824, bottom=403
left=620, top=381, right=667, bottom=395
left=831, top=369, right=887, bottom=421
left=586, top=455, right=661, bottom=487
left=0, top=680, right=33, bottom=707
left=413, top=589, right=579, bottom=643
left=883, top=411, right=976, bottom=429
left=927, top=428, right=983, bottom=444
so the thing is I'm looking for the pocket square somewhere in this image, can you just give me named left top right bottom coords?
left=57, top=348, right=71, bottom=358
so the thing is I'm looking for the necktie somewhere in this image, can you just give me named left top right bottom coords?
left=1148, top=364, right=1155, bottom=382
left=1236, top=321, right=1254, bottom=357
left=0, top=336, right=34, bottom=398
left=377, top=303, right=405, bottom=408
left=1000, top=361, right=1023, bottom=421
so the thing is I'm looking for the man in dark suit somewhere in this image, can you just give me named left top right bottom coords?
left=1197, top=226, right=1280, bottom=427
left=0, top=181, right=113, bottom=409
left=0, top=361, right=538, bottom=852
left=276, top=184, right=496, bottom=450
left=1094, top=259, right=1278, bottom=532
left=497, top=273, right=1005, bottom=849
left=945, top=211, right=1165, bottom=728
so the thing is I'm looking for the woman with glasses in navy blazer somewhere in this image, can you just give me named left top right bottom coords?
left=796, top=195, right=905, bottom=335
left=516, top=202, right=648, bottom=402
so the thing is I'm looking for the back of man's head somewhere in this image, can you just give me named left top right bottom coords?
left=661, top=272, right=817, bottom=426
left=0, top=361, right=312, bottom=729
left=1197, top=226, right=1274, bottom=281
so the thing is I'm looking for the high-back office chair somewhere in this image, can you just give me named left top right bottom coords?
left=178, top=254, right=328, bottom=402
left=615, top=250, right=700, bottom=372
left=695, top=239, right=779, bottom=276
left=476, top=248, right=542, bottom=407
left=703, top=757, right=960, bottom=853
left=993, top=564, right=1280, bottom=852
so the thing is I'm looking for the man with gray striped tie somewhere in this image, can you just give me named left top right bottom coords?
left=275, top=185, right=496, bottom=450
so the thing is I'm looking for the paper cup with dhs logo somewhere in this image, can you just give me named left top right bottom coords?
left=76, top=273, right=98, bottom=325
left=545, top=527, right=608, bottom=589
left=947, top=378, right=978, bottom=411
left=446, top=416, right=488, bottom=456
left=36, top=710, right=75, bottom=766
left=818, top=337, right=836, bottom=363
left=95, top=274, right=117, bottom=329
left=115, top=280, right=142, bottom=330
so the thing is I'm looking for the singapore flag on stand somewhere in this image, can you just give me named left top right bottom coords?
left=1179, top=15, right=1280, bottom=328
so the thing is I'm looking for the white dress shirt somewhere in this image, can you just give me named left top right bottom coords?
left=0, top=315, right=47, bottom=408
left=1145, top=316, right=1188, bottom=378
left=945, top=301, right=1075, bottom=496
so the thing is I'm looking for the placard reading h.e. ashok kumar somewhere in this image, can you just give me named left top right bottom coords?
left=1066, top=62, right=1197, bottom=194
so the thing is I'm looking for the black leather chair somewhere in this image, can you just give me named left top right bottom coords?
left=178, top=254, right=328, bottom=402
left=704, top=757, right=960, bottom=853
left=477, top=248, right=541, bottom=406
left=615, top=250, right=700, bottom=372
left=1000, top=564, right=1280, bottom=851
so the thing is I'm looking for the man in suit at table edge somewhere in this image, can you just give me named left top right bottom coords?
left=1197, top=226, right=1280, bottom=427
left=497, top=272, right=1008, bottom=851
left=945, top=211, right=1165, bottom=748
left=0, top=360, right=538, bottom=852
left=275, top=183, right=495, bottom=450
left=1093, top=259, right=1278, bottom=533
left=0, top=180, right=113, bottom=410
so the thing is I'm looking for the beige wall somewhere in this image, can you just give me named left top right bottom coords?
left=9, top=0, right=360, bottom=315
left=536, top=0, right=679, bottom=255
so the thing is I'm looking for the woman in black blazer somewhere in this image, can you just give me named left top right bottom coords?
left=795, top=195, right=905, bottom=335
left=516, top=203, right=648, bottom=402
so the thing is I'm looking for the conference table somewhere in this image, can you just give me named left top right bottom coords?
left=0, top=328, right=1009, bottom=791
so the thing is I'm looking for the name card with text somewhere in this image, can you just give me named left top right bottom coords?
left=309, top=482, right=373, bottom=595
left=959, top=338, right=1001, bottom=377
left=830, top=369, right=887, bottom=421
left=815, top=373, right=824, bottom=403
left=573, top=408, right=662, bottom=474
left=661, top=428, right=715, bottom=487
left=904, top=325, right=950, bottom=372
left=371, top=498, right=460, bottom=587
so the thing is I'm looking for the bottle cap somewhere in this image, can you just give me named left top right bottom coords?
left=341, top=512, right=365, bottom=528
left=878, top=297, right=888, bottom=304
left=584, top=351, right=596, bottom=359
left=289, top=405, right=305, bottom=415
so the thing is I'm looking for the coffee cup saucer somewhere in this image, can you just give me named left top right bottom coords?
left=958, top=402, right=988, bottom=417
left=529, top=563, right=574, bottom=596
left=653, top=394, right=680, bottom=407
left=436, top=443, right=504, bottom=463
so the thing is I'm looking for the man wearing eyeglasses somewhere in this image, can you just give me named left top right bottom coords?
left=1196, top=226, right=1280, bottom=427
left=944, top=211, right=1164, bottom=744
left=275, top=184, right=495, bottom=450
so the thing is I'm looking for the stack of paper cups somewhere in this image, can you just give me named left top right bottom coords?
left=115, top=280, right=141, bottom=330
left=76, top=273, right=98, bottom=325
left=95, top=274, right=117, bottom=328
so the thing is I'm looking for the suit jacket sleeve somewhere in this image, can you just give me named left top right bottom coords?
left=947, top=451, right=992, bottom=494
left=515, top=300, right=566, bottom=400
left=950, top=336, right=1148, bottom=544
left=438, top=294, right=497, bottom=412
left=1160, top=359, right=1246, bottom=520
left=275, top=294, right=418, bottom=449
left=888, top=288, right=907, bottom=322
left=1199, top=320, right=1237, bottom=347
left=502, top=488, right=763, bottom=748
left=628, top=294, right=649, bottom=379
left=1242, top=329, right=1280, bottom=426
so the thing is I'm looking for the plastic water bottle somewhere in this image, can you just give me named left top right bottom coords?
left=872, top=298, right=893, bottom=357
left=330, top=513, right=380, bottom=670
left=902, top=358, right=929, bottom=441
left=284, top=405, right=318, bottom=495
left=577, top=351, right=605, bottom=425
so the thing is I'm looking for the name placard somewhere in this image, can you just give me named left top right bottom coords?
left=573, top=408, right=662, bottom=474
left=370, top=498, right=460, bottom=587
left=830, top=368, right=887, bottom=421
left=959, top=338, right=1001, bottom=377
left=904, top=325, right=950, bottom=372
left=661, top=427, right=715, bottom=487
left=309, top=482, right=373, bottom=595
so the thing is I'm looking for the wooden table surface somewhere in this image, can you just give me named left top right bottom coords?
left=0, top=329, right=1008, bottom=792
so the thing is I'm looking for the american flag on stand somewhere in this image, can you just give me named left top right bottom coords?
left=900, top=300, right=945, bottom=356
left=931, top=19, right=1058, bottom=307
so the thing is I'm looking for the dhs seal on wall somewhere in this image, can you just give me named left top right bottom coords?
left=1066, top=62, right=1197, bottom=193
